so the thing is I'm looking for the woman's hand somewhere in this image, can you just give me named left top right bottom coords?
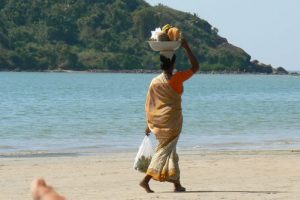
left=145, top=126, right=151, bottom=136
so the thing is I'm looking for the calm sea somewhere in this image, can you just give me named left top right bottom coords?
left=0, top=72, right=300, bottom=156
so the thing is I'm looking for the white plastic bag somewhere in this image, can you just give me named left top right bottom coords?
left=133, top=136, right=154, bottom=173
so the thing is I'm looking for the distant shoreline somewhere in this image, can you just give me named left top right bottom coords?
left=1, top=69, right=299, bottom=75
left=0, top=149, right=299, bottom=159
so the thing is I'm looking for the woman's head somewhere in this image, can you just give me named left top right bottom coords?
left=160, top=54, right=176, bottom=72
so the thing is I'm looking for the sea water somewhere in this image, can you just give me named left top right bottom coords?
left=0, top=72, right=300, bottom=156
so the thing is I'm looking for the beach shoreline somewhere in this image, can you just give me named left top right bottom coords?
left=1, top=150, right=299, bottom=200
left=1, top=69, right=299, bottom=75
left=1, top=148, right=300, bottom=158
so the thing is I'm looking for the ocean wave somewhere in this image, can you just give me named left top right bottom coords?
left=0, top=150, right=78, bottom=158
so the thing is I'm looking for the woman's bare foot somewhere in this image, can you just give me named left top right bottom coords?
left=174, top=183, right=186, bottom=192
left=139, top=181, right=154, bottom=193
left=140, top=175, right=154, bottom=193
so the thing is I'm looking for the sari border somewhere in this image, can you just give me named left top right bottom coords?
left=146, top=168, right=177, bottom=182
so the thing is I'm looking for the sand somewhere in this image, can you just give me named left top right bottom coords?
left=0, top=150, right=299, bottom=200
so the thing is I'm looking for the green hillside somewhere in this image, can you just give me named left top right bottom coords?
left=0, top=0, right=286, bottom=73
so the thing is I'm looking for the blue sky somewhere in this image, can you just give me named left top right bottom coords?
left=146, top=0, right=300, bottom=71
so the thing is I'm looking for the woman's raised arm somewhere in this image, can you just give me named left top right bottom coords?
left=181, top=38, right=200, bottom=73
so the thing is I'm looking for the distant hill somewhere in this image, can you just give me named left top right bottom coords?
left=0, top=0, right=288, bottom=73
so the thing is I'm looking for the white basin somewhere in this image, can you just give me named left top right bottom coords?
left=148, top=41, right=181, bottom=52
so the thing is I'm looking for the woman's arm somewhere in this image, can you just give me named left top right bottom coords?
left=181, top=38, right=200, bottom=73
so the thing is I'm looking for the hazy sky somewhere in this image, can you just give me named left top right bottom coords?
left=146, top=0, right=300, bottom=71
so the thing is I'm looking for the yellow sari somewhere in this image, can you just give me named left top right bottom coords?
left=145, top=73, right=183, bottom=182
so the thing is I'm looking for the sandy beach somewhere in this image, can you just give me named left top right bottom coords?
left=0, top=150, right=299, bottom=200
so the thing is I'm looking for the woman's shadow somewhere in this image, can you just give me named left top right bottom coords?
left=162, top=190, right=285, bottom=194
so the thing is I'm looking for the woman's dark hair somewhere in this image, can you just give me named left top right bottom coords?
left=160, top=54, right=176, bottom=71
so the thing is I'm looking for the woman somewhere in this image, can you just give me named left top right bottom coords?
left=140, top=38, right=199, bottom=193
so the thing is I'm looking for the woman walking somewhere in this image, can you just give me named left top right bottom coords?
left=140, top=38, right=200, bottom=193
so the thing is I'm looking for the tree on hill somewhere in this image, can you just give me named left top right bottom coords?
left=0, top=0, right=284, bottom=73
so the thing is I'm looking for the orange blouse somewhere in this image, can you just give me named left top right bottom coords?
left=168, top=69, right=194, bottom=94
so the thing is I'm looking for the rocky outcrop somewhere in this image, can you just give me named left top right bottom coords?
left=290, top=72, right=300, bottom=76
left=273, top=67, right=289, bottom=75
left=246, top=60, right=273, bottom=74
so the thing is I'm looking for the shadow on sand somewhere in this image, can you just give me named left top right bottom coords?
left=161, top=190, right=285, bottom=194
